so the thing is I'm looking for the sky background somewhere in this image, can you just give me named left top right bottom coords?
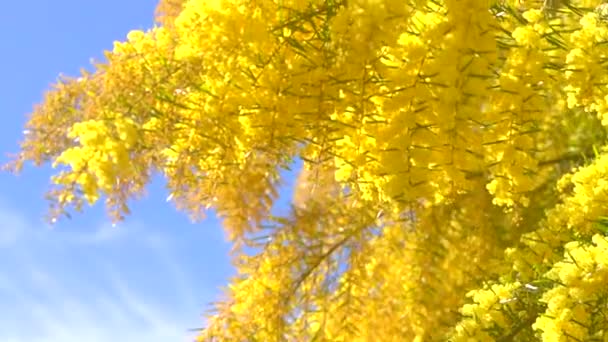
left=0, top=2, right=291, bottom=341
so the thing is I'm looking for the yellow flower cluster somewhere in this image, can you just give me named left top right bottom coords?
left=452, top=282, right=523, bottom=341
left=533, top=234, right=608, bottom=341
left=564, top=13, right=608, bottom=125
left=451, top=153, right=608, bottom=340
left=52, top=116, right=138, bottom=205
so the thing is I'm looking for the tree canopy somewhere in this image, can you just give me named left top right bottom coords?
left=8, top=0, right=608, bottom=340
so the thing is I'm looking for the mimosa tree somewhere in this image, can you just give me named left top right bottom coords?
left=7, top=0, right=608, bottom=340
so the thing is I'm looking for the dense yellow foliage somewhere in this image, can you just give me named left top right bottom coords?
left=8, top=0, right=608, bottom=340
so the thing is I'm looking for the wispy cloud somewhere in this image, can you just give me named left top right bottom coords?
left=0, top=201, right=28, bottom=247
left=69, top=221, right=126, bottom=244
left=0, top=203, right=128, bottom=248
left=0, top=200, right=213, bottom=342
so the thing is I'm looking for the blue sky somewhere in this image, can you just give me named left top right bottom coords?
left=0, top=2, right=289, bottom=341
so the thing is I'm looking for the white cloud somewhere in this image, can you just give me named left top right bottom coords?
left=0, top=202, right=206, bottom=342
left=142, top=234, right=199, bottom=308
left=0, top=202, right=28, bottom=247
left=74, top=222, right=125, bottom=244
left=0, top=258, right=198, bottom=342
left=0, top=202, right=131, bottom=247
